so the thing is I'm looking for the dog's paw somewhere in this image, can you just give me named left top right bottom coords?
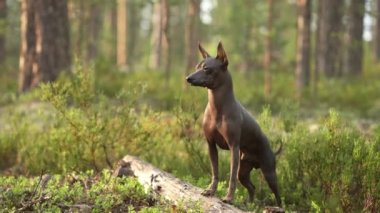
left=222, top=195, right=233, bottom=204
left=201, top=189, right=215, bottom=197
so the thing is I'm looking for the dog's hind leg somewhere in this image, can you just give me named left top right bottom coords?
left=238, top=157, right=255, bottom=202
left=262, top=169, right=282, bottom=207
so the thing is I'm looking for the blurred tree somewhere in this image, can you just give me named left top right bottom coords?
left=117, top=0, right=128, bottom=70
left=161, top=0, right=171, bottom=80
left=344, top=0, right=365, bottom=75
left=316, top=0, right=344, bottom=77
left=169, top=1, right=186, bottom=69
left=295, top=0, right=311, bottom=99
left=86, top=1, right=103, bottom=61
left=212, top=0, right=259, bottom=71
left=150, top=0, right=161, bottom=69
left=19, top=0, right=71, bottom=92
left=74, top=1, right=85, bottom=59
left=126, top=0, right=142, bottom=71
left=185, top=0, right=200, bottom=76
left=150, top=0, right=170, bottom=73
left=93, top=1, right=117, bottom=62
left=0, top=0, right=6, bottom=63
left=264, top=0, right=274, bottom=99
left=69, top=1, right=104, bottom=62
left=375, top=0, right=380, bottom=61
left=241, top=0, right=254, bottom=73
left=313, top=0, right=322, bottom=96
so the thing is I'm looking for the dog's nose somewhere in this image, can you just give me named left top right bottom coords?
left=186, top=76, right=193, bottom=83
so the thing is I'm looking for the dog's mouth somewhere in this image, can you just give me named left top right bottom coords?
left=191, top=82, right=210, bottom=88
left=187, top=79, right=209, bottom=88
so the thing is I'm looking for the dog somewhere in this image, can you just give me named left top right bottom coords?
left=185, top=42, right=282, bottom=206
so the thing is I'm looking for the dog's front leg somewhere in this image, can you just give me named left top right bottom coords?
left=223, top=143, right=239, bottom=203
left=202, top=141, right=219, bottom=196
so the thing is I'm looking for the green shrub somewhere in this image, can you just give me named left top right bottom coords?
left=279, top=109, right=380, bottom=211
left=0, top=170, right=181, bottom=212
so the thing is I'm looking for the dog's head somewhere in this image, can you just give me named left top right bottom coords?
left=186, top=41, right=229, bottom=89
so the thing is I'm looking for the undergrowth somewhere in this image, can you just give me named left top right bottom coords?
left=0, top=170, right=186, bottom=212
left=0, top=62, right=379, bottom=211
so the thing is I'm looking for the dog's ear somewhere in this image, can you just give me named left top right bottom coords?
left=216, top=41, right=228, bottom=67
left=198, top=43, right=210, bottom=59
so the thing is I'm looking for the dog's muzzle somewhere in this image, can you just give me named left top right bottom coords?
left=185, top=76, right=194, bottom=84
left=186, top=77, right=208, bottom=87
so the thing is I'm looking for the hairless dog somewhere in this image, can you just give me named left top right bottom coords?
left=186, top=42, right=282, bottom=206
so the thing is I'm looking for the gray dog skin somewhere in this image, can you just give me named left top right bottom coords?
left=186, top=42, right=282, bottom=207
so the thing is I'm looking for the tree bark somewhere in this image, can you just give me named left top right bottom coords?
left=149, top=0, right=170, bottom=72
left=150, top=0, right=162, bottom=70
left=19, top=0, right=71, bottom=92
left=75, top=1, right=85, bottom=59
left=185, top=0, right=200, bottom=76
left=375, top=0, right=380, bottom=61
left=117, top=0, right=128, bottom=70
left=316, top=0, right=344, bottom=77
left=241, top=0, right=253, bottom=74
left=161, top=0, right=171, bottom=80
left=344, top=0, right=364, bottom=75
left=264, top=0, right=273, bottom=99
left=315, top=0, right=324, bottom=78
left=0, top=0, right=6, bottom=63
left=126, top=0, right=140, bottom=71
left=86, top=2, right=103, bottom=61
left=295, top=0, right=311, bottom=99
left=313, top=0, right=323, bottom=97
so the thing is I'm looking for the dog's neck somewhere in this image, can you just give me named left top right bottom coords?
left=207, top=71, right=236, bottom=113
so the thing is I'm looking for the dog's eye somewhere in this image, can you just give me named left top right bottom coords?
left=204, top=67, right=212, bottom=74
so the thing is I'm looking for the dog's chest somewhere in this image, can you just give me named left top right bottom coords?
left=203, top=113, right=230, bottom=150
left=203, top=111, right=223, bottom=132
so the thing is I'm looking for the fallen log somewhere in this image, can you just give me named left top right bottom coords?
left=119, top=155, right=284, bottom=213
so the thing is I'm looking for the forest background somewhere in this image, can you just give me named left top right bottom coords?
left=0, top=0, right=379, bottom=212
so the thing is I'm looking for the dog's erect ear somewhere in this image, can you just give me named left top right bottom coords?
left=216, top=41, right=228, bottom=67
left=198, top=43, right=210, bottom=59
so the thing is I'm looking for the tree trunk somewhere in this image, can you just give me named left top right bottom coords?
left=161, top=0, right=171, bottom=81
left=75, top=1, right=85, bottom=59
left=241, top=0, right=253, bottom=74
left=19, top=0, right=71, bottom=92
left=264, top=0, right=273, bottom=99
left=295, top=0, right=311, bottom=99
left=126, top=0, right=140, bottom=71
left=19, top=0, right=36, bottom=92
left=313, top=0, right=323, bottom=97
left=150, top=0, right=170, bottom=73
left=86, top=2, right=103, bottom=61
left=0, top=0, right=6, bottom=63
left=315, top=0, right=324, bottom=79
left=375, top=0, right=380, bottom=61
left=117, top=0, right=128, bottom=70
left=150, top=0, right=162, bottom=70
left=184, top=0, right=200, bottom=76
left=344, top=0, right=364, bottom=75
left=316, top=0, right=344, bottom=77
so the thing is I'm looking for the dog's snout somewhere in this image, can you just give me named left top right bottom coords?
left=186, top=76, right=193, bottom=83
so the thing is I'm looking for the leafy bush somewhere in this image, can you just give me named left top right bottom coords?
left=279, top=109, right=380, bottom=212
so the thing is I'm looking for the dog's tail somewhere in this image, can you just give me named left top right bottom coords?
left=274, top=140, right=283, bottom=156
